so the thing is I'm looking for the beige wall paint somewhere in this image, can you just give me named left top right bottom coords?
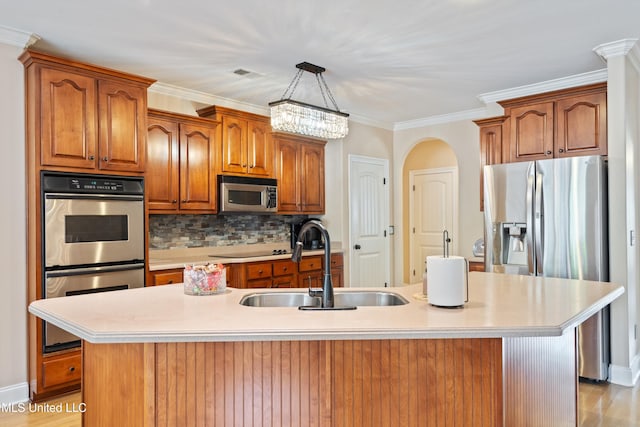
left=401, top=139, right=457, bottom=283
left=393, top=120, right=484, bottom=285
left=0, top=43, right=27, bottom=398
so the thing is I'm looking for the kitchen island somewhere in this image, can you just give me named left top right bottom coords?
left=29, top=272, right=623, bottom=426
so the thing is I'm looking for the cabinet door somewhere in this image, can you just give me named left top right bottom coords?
left=555, top=92, right=607, bottom=157
left=478, top=122, right=504, bottom=211
left=247, top=121, right=273, bottom=177
left=300, top=143, right=325, bottom=213
left=272, top=275, right=295, bottom=288
left=298, top=271, right=323, bottom=288
left=276, top=138, right=301, bottom=213
left=179, top=123, right=217, bottom=211
left=40, top=68, right=98, bottom=169
left=147, top=117, right=179, bottom=211
left=98, top=80, right=146, bottom=172
left=221, top=116, right=247, bottom=174
left=509, top=102, right=554, bottom=162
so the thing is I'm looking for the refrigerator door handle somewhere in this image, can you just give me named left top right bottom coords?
left=534, top=172, right=544, bottom=275
left=526, top=163, right=535, bottom=275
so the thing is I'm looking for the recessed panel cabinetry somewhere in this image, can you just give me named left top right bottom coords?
left=146, top=109, right=220, bottom=213
left=21, top=50, right=155, bottom=401
left=498, top=82, right=607, bottom=163
left=21, top=50, right=153, bottom=173
left=275, top=133, right=326, bottom=214
left=473, top=116, right=508, bottom=212
left=196, top=105, right=274, bottom=177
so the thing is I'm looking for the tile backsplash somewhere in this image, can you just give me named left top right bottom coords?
left=149, top=214, right=308, bottom=250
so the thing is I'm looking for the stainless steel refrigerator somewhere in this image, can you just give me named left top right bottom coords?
left=484, top=155, right=609, bottom=381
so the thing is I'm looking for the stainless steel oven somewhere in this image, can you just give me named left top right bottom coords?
left=41, top=172, right=145, bottom=352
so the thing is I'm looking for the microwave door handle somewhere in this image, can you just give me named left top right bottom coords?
left=526, top=163, right=535, bottom=275
left=534, top=171, right=544, bottom=276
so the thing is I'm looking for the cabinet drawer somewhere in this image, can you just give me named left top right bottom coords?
left=273, top=261, right=295, bottom=277
left=42, top=353, right=81, bottom=388
left=153, top=270, right=183, bottom=285
left=247, top=262, right=272, bottom=280
left=298, top=256, right=322, bottom=272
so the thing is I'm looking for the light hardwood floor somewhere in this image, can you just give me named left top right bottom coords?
left=1, top=381, right=638, bottom=426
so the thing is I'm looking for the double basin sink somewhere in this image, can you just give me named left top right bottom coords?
left=239, top=290, right=409, bottom=308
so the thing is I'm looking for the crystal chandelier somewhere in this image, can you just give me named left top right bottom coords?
left=269, top=62, right=349, bottom=139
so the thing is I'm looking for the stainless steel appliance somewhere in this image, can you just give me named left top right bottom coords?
left=41, top=172, right=145, bottom=352
left=218, top=175, right=277, bottom=213
left=484, top=155, right=609, bottom=381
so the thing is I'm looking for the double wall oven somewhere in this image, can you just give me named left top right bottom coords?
left=42, top=172, right=145, bottom=353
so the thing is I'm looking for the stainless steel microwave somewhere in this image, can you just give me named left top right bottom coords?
left=218, top=175, right=277, bottom=213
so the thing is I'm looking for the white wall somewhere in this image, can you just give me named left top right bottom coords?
left=604, top=42, right=640, bottom=386
left=0, top=42, right=28, bottom=403
left=392, top=120, right=484, bottom=285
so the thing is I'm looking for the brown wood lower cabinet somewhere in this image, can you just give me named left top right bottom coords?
left=228, top=253, right=344, bottom=289
left=82, top=330, right=576, bottom=426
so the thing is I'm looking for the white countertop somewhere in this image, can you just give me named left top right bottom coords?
left=149, top=243, right=343, bottom=271
left=29, top=272, right=623, bottom=343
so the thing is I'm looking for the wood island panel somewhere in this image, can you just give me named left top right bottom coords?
left=82, top=338, right=507, bottom=426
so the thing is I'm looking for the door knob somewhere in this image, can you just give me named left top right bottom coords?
left=354, top=244, right=361, bottom=250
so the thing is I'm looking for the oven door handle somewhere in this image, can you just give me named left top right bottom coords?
left=45, top=193, right=143, bottom=202
left=46, top=263, right=145, bottom=278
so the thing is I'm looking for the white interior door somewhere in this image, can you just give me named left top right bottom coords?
left=349, top=155, right=390, bottom=287
left=409, top=168, right=458, bottom=284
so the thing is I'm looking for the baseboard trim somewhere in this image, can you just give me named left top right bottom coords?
left=0, top=382, right=29, bottom=405
left=609, top=353, right=640, bottom=386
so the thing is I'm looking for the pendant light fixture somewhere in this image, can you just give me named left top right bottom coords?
left=269, top=62, right=349, bottom=139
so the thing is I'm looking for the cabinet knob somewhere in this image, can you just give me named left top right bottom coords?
left=102, top=156, right=108, bottom=161
left=168, top=280, right=173, bottom=284
left=182, top=200, right=187, bottom=203
left=545, top=151, right=552, bottom=155
left=354, top=244, right=361, bottom=250
left=69, top=366, right=76, bottom=372
left=558, top=148, right=565, bottom=153
left=258, top=270, right=263, bottom=274
left=283, top=267, right=288, bottom=272
left=242, top=164, right=247, bottom=167
left=172, top=200, right=177, bottom=204
left=88, top=155, right=95, bottom=160
left=249, top=164, right=254, bottom=168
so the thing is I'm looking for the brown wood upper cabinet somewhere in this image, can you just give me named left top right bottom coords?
left=473, top=116, right=508, bottom=211
left=20, top=50, right=154, bottom=173
left=498, top=82, right=607, bottom=163
left=275, top=133, right=326, bottom=214
left=196, top=105, right=274, bottom=177
left=146, top=109, right=220, bottom=212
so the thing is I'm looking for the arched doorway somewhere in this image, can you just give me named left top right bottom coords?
left=402, top=139, right=459, bottom=284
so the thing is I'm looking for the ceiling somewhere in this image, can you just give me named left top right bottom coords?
left=2, top=0, right=640, bottom=129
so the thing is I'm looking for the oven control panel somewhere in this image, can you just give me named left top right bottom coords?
left=42, top=172, right=144, bottom=195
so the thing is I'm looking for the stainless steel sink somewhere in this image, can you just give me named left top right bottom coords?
left=239, top=291, right=409, bottom=307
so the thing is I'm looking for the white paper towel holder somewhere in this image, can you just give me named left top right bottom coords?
left=428, top=230, right=469, bottom=309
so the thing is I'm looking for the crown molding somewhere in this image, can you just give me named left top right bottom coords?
left=593, top=38, right=639, bottom=61
left=393, top=107, right=489, bottom=131
left=477, top=69, right=607, bottom=104
left=0, top=25, right=40, bottom=48
left=630, top=43, right=640, bottom=73
left=149, top=81, right=394, bottom=130
left=149, top=82, right=271, bottom=116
